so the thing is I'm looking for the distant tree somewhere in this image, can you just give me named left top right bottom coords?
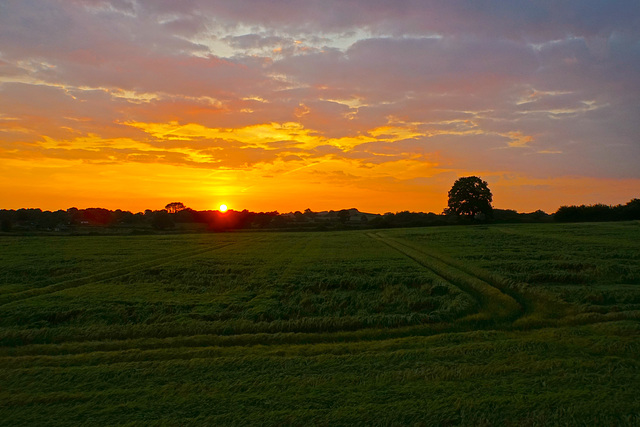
left=555, top=203, right=620, bottom=222
left=82, top=208, right=112, bottom=225
left=16, top=208, right=42, bottom=222
left=337, top=209, right=351, bottom=224
left=165, top=202, right=186, bottom=214
left=522, top=210, right=550, bottom=223
left=303, top=208, right=317, bottom=220
left=39, top=211, right=61, bottom=229
left=269, top=214, right=291, bottom=228
left=293, top=211, right=306, bottom=222
left=174, top=208, right=196, bottom=223
left=112, top=209, right=135, bottom=224
left=444, top=176, right=493, bottom=218
left=622, top=198, right=640, bottom=220
left=151, top=211, right=175, bottom=230
left=67, top=207, right=81, bottom=224
left=1, top=219, right=11, bottom=232
left=252, top=212, right=277, bottom=228
left=493, top=209, right=520, bottom=222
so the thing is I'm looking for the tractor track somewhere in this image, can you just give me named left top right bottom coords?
left=367, top=232, right=524, bottom=324
left=0, top=232, right=595, bottom=356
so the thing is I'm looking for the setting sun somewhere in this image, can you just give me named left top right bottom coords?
left=219, top=204, right=228, bottom=212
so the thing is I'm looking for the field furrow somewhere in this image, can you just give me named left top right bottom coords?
left=368, top=232, right=522, bottom=324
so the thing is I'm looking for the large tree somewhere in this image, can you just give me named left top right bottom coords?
left=445, top=176, right=493, bottom=218
left=165, top=202, right=186, bottom=214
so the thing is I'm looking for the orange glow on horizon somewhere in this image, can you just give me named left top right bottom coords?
left=1, top=155, right=639, bottom=215
left=2, top=98, right=639, bottom=216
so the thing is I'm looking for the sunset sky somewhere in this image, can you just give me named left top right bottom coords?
left=1, top=1, right=639, bottom=214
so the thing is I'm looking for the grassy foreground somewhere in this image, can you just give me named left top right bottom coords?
left=1, top=222, right=639, bottom=425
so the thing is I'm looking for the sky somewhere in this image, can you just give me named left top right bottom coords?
left=1, top=0, right=639, bottom=214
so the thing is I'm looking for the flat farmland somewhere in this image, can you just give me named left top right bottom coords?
left=1, top=223, right=639, bottom=425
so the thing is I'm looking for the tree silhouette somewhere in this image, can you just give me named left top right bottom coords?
left=445, top=176, right=493, bottom=218
left=165, top=202, right=186, bottom=214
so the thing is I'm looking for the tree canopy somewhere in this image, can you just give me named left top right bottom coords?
left=444, top=176, right=493, bottom=218
left=165, top=202, right=186, bottom=214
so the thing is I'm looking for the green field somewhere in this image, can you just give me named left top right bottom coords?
left=1, top=223, right=640, bottom=425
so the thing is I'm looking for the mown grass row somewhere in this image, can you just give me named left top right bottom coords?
left=0, top=232, right=255, bottom=305
left=0, top=246, right=233, bottom=307
left=369, top=232, right=522, bottom=324
left=389, top=223, right=640, bottom=317
left=378, top=232, right=583, bottom=330
left=3, top=321, right=639, bottom=370
left=0, top=314, right=448, bottom=347
left=0, top=232, right=478, bottom=347
left=0, top=234, right=243, bottom=293
left=1, top=321, right=638, bottom=426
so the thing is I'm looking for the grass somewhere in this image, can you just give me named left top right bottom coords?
left=1, top=222, right=639, bottom=425
left=384, top=223, right=640, bottom=315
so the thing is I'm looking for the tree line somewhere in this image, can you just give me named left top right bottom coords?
left=0, top=207, right=279, bottom=233
left=441, top=176, right=639, bottom=223
left=554, top=200, right=640, bottom=222
left=1, top=176, right=638, bottom=233
left=1, top=202, right=637, bottom=234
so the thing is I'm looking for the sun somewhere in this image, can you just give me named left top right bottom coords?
left=219, top=204, right=228, bottom=212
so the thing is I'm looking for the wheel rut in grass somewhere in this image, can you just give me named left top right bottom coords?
left=367, top=232, right=523, bottom=325
left=0, top=239, right=256, bottom=307
left=0, top=232, right=576, bottom=354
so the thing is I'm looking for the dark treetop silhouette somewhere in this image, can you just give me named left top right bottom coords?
left=165, top=202, right=186, bottom=214
left=444, top=176, right=493, bottom=219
